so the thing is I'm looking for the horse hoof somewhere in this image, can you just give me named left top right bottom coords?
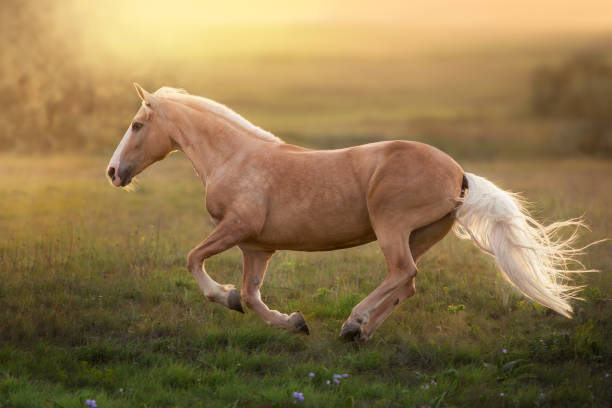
left=227, top=289, right=244, bottom=313
left=289, top=312, right=310, bottom=335
left=339, top=321, right=361, bottom=342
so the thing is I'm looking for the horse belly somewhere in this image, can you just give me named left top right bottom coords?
left=246, top=198, right=376, bottom=251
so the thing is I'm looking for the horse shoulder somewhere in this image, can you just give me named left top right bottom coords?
left=204, top=173, right=268, bottom=236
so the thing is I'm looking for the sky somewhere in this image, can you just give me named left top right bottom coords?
left=90, top=0, right=612, bottom=28
left=54, top=0, right=612, bottom=62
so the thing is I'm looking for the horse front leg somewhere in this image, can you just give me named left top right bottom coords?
left=187, top=217, right=251, bottom=313
left=240, top=249, right=309, bottom=334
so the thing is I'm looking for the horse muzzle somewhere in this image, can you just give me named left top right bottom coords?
left=107, top=164, right=134, bottom=187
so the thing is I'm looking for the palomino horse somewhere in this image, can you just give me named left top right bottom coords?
left=107, top=84, right=589, bottom=342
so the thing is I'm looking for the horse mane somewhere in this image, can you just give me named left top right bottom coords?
left=154, top=87, right=283, bottom=144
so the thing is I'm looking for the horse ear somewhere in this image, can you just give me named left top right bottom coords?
left=133, top=82, right=153, bottom=106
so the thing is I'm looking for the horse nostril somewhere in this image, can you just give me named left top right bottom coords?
left=107, top=166, right=116, bottom=180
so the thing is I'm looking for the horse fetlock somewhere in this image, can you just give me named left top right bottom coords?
left=204, top=292, right=222, bottom=303
left=204, top=289, right=244, bottom=313
left=352, top=312, right=369, bottom=326
left=204, top=286, right=231, bottom=303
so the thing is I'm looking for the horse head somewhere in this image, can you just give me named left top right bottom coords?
left=106, top=83, right=175, bottom=187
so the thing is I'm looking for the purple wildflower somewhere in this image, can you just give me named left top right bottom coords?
left=333, top=374, right=342, bottom=379
left=308, top=372, right=315, bottom=377
left=333, top=378, right=340, bottom=384
left=85, top=400, right=98, bottom=408
left=606, top=373, right=609, bottom=378
left=119, top=388, right=123, bottom=393
left=500, top=392, right=505, bottom=397
left=502, top=349, right=507, bottom=354
left=292, top=391, right=304, bottom=402
left=342, top=373, right=349, bottom=378
left=326, top=380, right=331, bottom=385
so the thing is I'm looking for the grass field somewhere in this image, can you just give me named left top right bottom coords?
left=3, top=2, right=612, bottom=406
left=0, top=153, right=610, bottom=407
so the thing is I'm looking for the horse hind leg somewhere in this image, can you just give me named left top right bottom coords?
left=357, top=212, right=456, bottom=341
left=340, top=220, right=417, bottom=341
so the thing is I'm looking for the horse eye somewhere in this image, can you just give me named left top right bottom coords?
left=132, top=121, right=143, bottom=131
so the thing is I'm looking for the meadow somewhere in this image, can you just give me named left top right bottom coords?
left=0, top=153, right=610, bottom=407
left=1, top=9, right=612, bottom=406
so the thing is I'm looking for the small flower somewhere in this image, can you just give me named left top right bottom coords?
left=119, top=388, right=123, bottom=393
left=334, top=378, right=340, bottom=384
left=500, top=393, right=505, bottom=397
left=333, top=374, right=342, bottom=379
left=606, top=373, right=610, bottom=378
left=292, top=391, right=304, bottom=402
left=342, top=373, right=349, bottom=378
left=85, top=400, right=98, bottom=408
left=326, top=380, right=331, bottom=385
left=502, top=349, right=507, bottom=354
left=197, top=378, right=201, bottom=382
left=308, top=372, right=315, bottom=377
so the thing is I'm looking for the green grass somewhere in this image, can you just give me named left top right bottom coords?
left=0, top=154, right=611, bottom=407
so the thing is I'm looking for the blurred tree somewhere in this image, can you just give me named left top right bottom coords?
left=532, top=53, right=612, bottom=155
left=0, top=0, right=94, bottom=151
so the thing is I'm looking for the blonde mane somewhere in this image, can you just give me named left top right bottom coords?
left=154, top=87, right=283, bottom=143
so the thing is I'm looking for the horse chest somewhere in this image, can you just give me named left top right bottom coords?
left=204, top=191, right=227, bottom=222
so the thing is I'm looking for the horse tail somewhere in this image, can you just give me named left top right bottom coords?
left=453, top=172, right=595, bottom=318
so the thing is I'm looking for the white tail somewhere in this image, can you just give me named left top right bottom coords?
left=453, top=173, right=594, bottom=318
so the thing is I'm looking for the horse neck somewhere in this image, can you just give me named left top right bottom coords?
left=165, top=100, right=263, bottom=183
